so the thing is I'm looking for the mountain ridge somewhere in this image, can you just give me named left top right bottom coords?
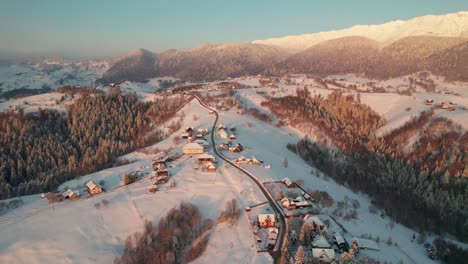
left=253, top=11, right=468, bottom=52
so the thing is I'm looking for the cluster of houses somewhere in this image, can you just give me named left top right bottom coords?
left=217, top=124, right=245, bottom=153
left=181, top=127, right=217, bottom=172
left=255, top=213, right=279, bottom=249
left=426, top=99, right=457, bottom=111
left=440, top=101, right=457, bottom=111
left=148, top=157, right=171, bottom=192
left=234, top=156, right=262, bottom=165
left=61, top=180, right=103, bottom=200
left=218, top=124, right=236, bottom=140
left=182, top=127, right=209, bottom=141
left=196, top=153, right=217, bottom=172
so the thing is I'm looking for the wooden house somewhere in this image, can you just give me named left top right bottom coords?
left=230, top=143, right=244, bottom=153
left=281, top=197, right=297, bottom=210
left=206, top=163, right=216, bottom=172
left=156, top=170, right=169, bottom=184
left=219, top=143, right=229, bottom=150
left=182, top=143, right=204, bottom=155
left=62, top=189, right=80, bottom=200
left=257, top=214, right=275, bottom=228
left=86, top=180, right=103, bottom=195
left=197, top=154, right=215, bottom=164
left=282, top=177, right=295, bottom=188
left=152, top=162, right=166, bottom=171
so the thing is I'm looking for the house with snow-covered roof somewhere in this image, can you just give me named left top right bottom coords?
left=304, top=214, right=327, bottom=232
left=62, top=189, right=80, bottom=200
left=183, top=143, right=204, bottom=155
left=197, top=153, right=215, bottom=164
left=86, top=180, right=102, bottom=195
left=312, top=235, right=331, bottom=248
left=312, top=248, right=335, bottom=263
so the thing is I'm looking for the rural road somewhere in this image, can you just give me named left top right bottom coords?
left=193, top=94, right=287, bottom=254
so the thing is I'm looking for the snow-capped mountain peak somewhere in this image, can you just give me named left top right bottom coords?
left=252, top=11, right=468, bottom=52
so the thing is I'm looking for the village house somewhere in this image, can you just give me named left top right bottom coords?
left=425, top=99, right=434, bottom=105
left=195, top=139, right=210, bottom=149
left=182, top=143, right=204, bottom=155
left=218, top=128, right=228, bottom=139
left=153, top=162, right=166, bottom=171
left=181, top=132, right=191, bottom=139
left=281, top=197, right=297, bottom=210
left=267, top=227, right=279, bottom=248
left=334, top=233, right=350, bottom=253
left=219, top=143, right=230, bottom=150
left=312, top=235, right=331, bottom=248
left=182, top=127, right=194, bottom=138
left=304, top=214, right=328, bottom=232
left=197, top=128, right=209, bottom=136
left=234, top=156, right=262, bottom=165
left=229, top=143, right=244, bottom=153
left=197, top=153, right=215, bottom=164
left=312, top=249, right=335, bottom=263
left=62, top=189, right=80, bottom=200
left=257, top=214, right=275, bottom=228
left=205, top=163, right=216, bottom=172
left=155, top=170, right=169, bottom=184
left=282, top=177, right=295, bottom=188
left=85, top=180, right=103, bottom=195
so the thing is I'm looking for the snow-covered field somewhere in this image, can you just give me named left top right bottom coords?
left=0, top=74, right=466, bottom=263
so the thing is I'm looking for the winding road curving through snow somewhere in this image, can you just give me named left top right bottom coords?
left=192, top=95, right=287, bottom=254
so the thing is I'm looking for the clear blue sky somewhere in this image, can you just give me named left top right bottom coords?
left=1, top=0, right=467, bottom=58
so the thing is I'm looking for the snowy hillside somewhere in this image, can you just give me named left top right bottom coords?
left=253, top=11, right=468, bottom=52
left=0, top=60, right=108, bottom=98
left=0, top=76, right=466, bottom=263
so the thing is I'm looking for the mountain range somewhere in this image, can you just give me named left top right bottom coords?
left=23, top=11, right=468, bottom=84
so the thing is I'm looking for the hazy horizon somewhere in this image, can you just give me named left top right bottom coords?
left=1, top=0, right=468, bottom=59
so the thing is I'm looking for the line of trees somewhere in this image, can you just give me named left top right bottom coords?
left=115, top=202, right=213, bottom=264
left=0, top=92, right=190, bottom=199
left=263, top=89, right=468, bottom=242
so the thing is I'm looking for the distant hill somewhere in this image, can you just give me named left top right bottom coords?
left=158, top=43, right=289, bottom=81
left=98, top=48, right=159, bottom=84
